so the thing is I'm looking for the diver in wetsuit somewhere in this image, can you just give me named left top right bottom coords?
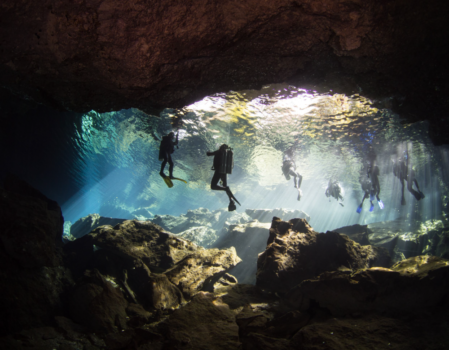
left=159, top=131, right=178, bottom=178
left=325, top=179, right=344, bottom=206
left=282, top=150, right=303, bottom=201
left=393, top=151, right=425, bottom=205
left=357, top=164, right=384, bottom=213
left=207, top=144, right=241, bottom=211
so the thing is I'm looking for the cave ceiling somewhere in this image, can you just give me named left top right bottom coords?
left=1, top=0, right=449, bottom=144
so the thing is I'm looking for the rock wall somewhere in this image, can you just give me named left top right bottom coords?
left=0, top=175, right=73, bottom=336
left=1, top=1, right=448, bottom=144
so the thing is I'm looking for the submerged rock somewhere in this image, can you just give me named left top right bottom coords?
left=70, top=214, right=127, bottom=239
left=214, top=220, right=271, bottom=284
left=64, top=220, right=241, bottom=312
left=245, top=208, right=310, bottom=223
left=167, top=292, right=241, bottom=350
left=152, top=208, right=251, bottom=247
left=68, top=269, right=128, bottom=332
left=257, top=217, right=391, bottom=293
left=297, top=255, right=449, bottom=317
left=334, top=219, right=449, bottom=263
left=89, top=220, right=199, bottom=271
left=0, top=175, right=73, bottom=336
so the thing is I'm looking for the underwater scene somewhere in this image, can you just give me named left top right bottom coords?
left=3, top=84, right=449, bottom=349
left=49, top=84, right=447, bottom=235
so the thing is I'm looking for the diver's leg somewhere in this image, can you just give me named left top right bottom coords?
left=288, top=168, right=298, bottom=188
left=400, top=178, right=406, bottom=205
left=211, top=172, right=225, bottom=191
left=297, top=173, right=303, bottom=189
left=160, top=153, right=168, bottom=176
left=221, top=174, right=228, bottom=188
left=406, top=176, right=421, bottom=200
left=357, top=192, right=368, bottom=213
left=413, top=179, right=425, bottom=199
left=168, top=155, right=174, bottom=178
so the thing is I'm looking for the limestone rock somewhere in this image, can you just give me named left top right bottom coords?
left=1, top=0, right=447, bottom=144
left=152, top=208, right=251, bottom=247
left=167, top=292, right=241, bottom=350
left=335, top=219, right=449, bottom=263
left=256, top=218, right=391, bottom=293
left=165, top=247, right=241, bottom=299
left=68, top=269, right=128, bottom=332
left=245, top=208, right=310, bottom=224
left=89, top=220, right=199, bottom=271
left=331, top=224, right=370, bottom=245
left=70, top=214, right=127, bottom=239
left=0, top=176, right=73, bottom=335
left=0, top=175, right=63, bottom=268
left=298, top=256, right=449, bottom=317
left=214, top=220, right=271, bottom=284
left=130, top=207, right=154, bottom=221
left=177, top=226, right=218, bottom=247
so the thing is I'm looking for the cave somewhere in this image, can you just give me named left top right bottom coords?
left=1, top=1, right=449, bottom=349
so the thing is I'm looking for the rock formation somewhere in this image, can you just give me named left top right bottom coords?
left=257, top=217, right=391, bottom=292
left=214, top=220, right=271, bottom=284
left=245, top=208, right=310, bottom=223
left=333, top=218, right=449, bottom=262
left=2, top=178, right=449, bottom=349
left=1, top=1, right=448, bottom=145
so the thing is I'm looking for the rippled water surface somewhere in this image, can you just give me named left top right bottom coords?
left=60, top=84, right=447, bottom=232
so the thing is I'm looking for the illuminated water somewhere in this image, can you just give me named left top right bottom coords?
left=3, top=84, right=448, bottom=233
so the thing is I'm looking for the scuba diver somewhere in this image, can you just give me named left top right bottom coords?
left=393, top=151, right=425, bottom=205
left=282, top=149, right=303, bottom=201
left=325, top=179, right=344, bottom=206
left=207, top=144, right=241, bottom=211
left=159, top=131, right=178, bottom=178
left=357, top=164, right=384, bottom=213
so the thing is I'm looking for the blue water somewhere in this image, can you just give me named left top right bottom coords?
left=2, top=85, right=447, bottom=234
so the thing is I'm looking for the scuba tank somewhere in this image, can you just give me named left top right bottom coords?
left=217, top=147, right=234, bottom=174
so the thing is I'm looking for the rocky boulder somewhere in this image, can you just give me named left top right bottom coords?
left=70, top=214, right=127, bottom=239
left=64, top=220, right=241, bottom=311
left=296, top=255, right=449, bottom=317
left=257, top=217, right=391, bottom=293
left=167, top=292, right=241, bottom=350
left=152, top=208, right=251, bottom=247
left=0, top=175, right=73, bottom=336
left=333, top=219, right=449, bottom=263
left=68, top=269, right=128, bottom=332
left=214, top=220, right=271, bottom=284
left=245, top=208, right=310, bottom=224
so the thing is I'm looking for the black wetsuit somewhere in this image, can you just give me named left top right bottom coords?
left=159, top=134, right=178, bottom=177
left=207, top=149, right=228, bottom=191
left=393, top=158, right=423, bottom=204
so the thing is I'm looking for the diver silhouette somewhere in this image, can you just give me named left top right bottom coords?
left=325, top=179, right=344, bottom=206
left=207, top=144, right=241, bottom=211
left=282, top=149, right=303, bottom=201
left=159, top=131, right=178, bottom=178
left=393, top=151, right=425, bottom=205
left=357, top=161, right=384, bottom=213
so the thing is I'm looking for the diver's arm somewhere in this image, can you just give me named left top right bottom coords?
left=207, top=150, right=218, bottom=156
left=174, top=131, right=179, bottom=146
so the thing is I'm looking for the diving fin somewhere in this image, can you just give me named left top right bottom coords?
left=356, top=204, right=362, bottom=214
left=225, top=187, right=241, bottom=206
left=228, top=200, right=237, bottom=212
left=378, top=199, right=384, bottom=209
left=170, top=177, right=187, bottom=183
left=369, top=203, right=374, bottom=212
left=160, top=174, right=174, bottom=188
